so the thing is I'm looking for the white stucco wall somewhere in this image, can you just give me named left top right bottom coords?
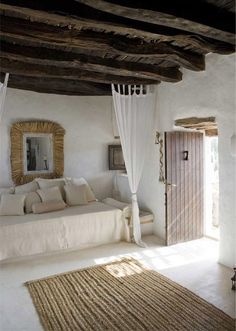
left=0, top=53, right=235, bottom=268
left=117, top=53, right=236, bottom=268
left=0, top=88, right=115, bottom=200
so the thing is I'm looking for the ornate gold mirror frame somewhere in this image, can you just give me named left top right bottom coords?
left=11, top=121, right=65, bottom=185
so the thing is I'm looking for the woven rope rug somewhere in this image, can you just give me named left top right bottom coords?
left=26, top=258, right=235, bottom=331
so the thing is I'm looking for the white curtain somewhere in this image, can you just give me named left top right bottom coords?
left=112, top=84, right=157, bottom=246
left=0, top=73, right=9, bottom=124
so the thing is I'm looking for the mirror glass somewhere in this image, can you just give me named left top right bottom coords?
left=23, top=133, right=53, bottom=174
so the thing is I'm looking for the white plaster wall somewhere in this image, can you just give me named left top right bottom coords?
left=0, top=88, right=115, bottom=200
left=158, top=53, right=236, bottom=268
left=117, top=53, right=236, bottom=267
left=0, top=53, right=235, bottom=268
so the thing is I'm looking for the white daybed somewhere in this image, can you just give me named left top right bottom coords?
left=0, top=201, right=129, bottom=262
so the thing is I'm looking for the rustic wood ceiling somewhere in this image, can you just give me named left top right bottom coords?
left=0, top=1, right=235, bottom=95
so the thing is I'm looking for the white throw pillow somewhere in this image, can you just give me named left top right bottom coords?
left=25, top=192, right=41, bottom=214
left=0, top=194, right=25, bottom=216
left=66, top=177, right=96, bottom=202
left=32, top=200, right=66, bottom=214
left=36, top=178, right=66, bottom=200
left=64, top=184, right=88, bottom=206
left=37, top=186, right=63, bottom=203
left=15, top=181, right=39, bottom=194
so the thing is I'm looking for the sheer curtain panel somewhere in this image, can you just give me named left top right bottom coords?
left=0, top=73, right=9, bottom=124
left=112, top=84, right=157, bottom=246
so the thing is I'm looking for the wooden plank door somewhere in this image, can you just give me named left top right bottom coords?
left=165, top=131, right=204, bottom=245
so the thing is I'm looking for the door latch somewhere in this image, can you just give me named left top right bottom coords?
left=183, top=150, right=189, bottom=161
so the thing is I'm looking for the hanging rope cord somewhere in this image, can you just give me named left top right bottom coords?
left=155, top=132, right=166, bottom=183
left=0, top=73, right=9, bottom=124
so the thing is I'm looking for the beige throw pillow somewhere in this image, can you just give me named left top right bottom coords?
left=15, top=181, right=39, bottom=194
left=25, top=192, right=41, bottom=214
left=36, top=178, right=66, bottom=200
left=64, top=184, right=88, bottom=206
left=66, top=177, right=96, bottom=202
left=32, top=200, right=66, bottom=214
left=37, top=186, right=63, bottom=203
left=0, top=194, right=25, bottom=216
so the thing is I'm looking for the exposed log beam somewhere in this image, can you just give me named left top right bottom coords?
left=175, top=116, right=216, bottom=126
left=0, top=73, right=112, bottom=95
left=0, top=32, right=201, bottom=72
left=1, top=0, right=234, bottom=24
left=0, top=50, right=164, bottom=82
left=1, top=57, right=169, bottom=84
left=205, top=129, right=218, bottom=136
left=0, top=2, right=234, bottom=96
left=77, top=0, right=235, bottom=44
left=0, top=17, right=205, bottom=71
left=0, top=3, right=234, bottom=55
left=175, top=117, right=218, bottom=135
left=0, top=39, right=182, bottom=82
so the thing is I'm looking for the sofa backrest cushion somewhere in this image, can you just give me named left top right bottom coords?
left=36, top=178, right=66, bottom=200
left=0, top=187, right=15, bottom=197
left=37, top=186, right=64, bottom=203
left=0, top=194, right=25, bottom=216
left=64, top=183, right=88, bottom=206
left=15, top=181, right=39, bottom=194
left=66, top=177, right=96, bottom=202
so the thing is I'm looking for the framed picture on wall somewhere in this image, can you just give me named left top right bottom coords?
left=108, top=145, right=126, bottom=170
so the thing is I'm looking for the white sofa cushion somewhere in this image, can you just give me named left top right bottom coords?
left=35, top=178, right=66, bottom=200
left=15, top=181, right=39, bottom=194
left=25, top=192, right=42, bottom=214
left=32, top=200, right=66, bottom=214
left=64, top=184, right=88, bottom=206
left=0, top=194, right=25, bottom=216
left=66, top=177, right=96, bottom=202
left=37, top=186, right=63, bottom=203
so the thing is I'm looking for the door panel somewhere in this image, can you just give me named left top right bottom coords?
left=165, top=131, right=204, bottom=245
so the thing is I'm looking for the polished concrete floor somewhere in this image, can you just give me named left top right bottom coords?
left=0, top=236, right=235, bottom=331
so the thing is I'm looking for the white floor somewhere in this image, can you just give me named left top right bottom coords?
left=0, top=236, right=235, bottom=331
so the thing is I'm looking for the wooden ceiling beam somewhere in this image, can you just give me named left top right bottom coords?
left=175, top=117, right=218, bottom=134
left=0, top=2, right=234, bottom=96
left=205, top=129, right=218, bottom=136
left=0, top=16, right=206, bottom=71
left=1, top=57, right=166, bottom=85
left=77, top=0, right=235, bottom=44
left=0, top=3, right=234, bottom=55
left=0, top=36, right=183, bottom=82
left=175, top=117, right=216, bottom=126
left=0, top=50, right=164, bottom=82
left=0, top=73, right=112, bottom=95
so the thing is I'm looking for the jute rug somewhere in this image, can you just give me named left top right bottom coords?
left=25, top=258, right=235, bottom=331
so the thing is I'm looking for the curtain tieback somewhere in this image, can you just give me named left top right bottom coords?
left=131, top=193, right=138, bottom=202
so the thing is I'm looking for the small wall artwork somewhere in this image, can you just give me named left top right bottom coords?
left=108, top=145, right=126, bottom=170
